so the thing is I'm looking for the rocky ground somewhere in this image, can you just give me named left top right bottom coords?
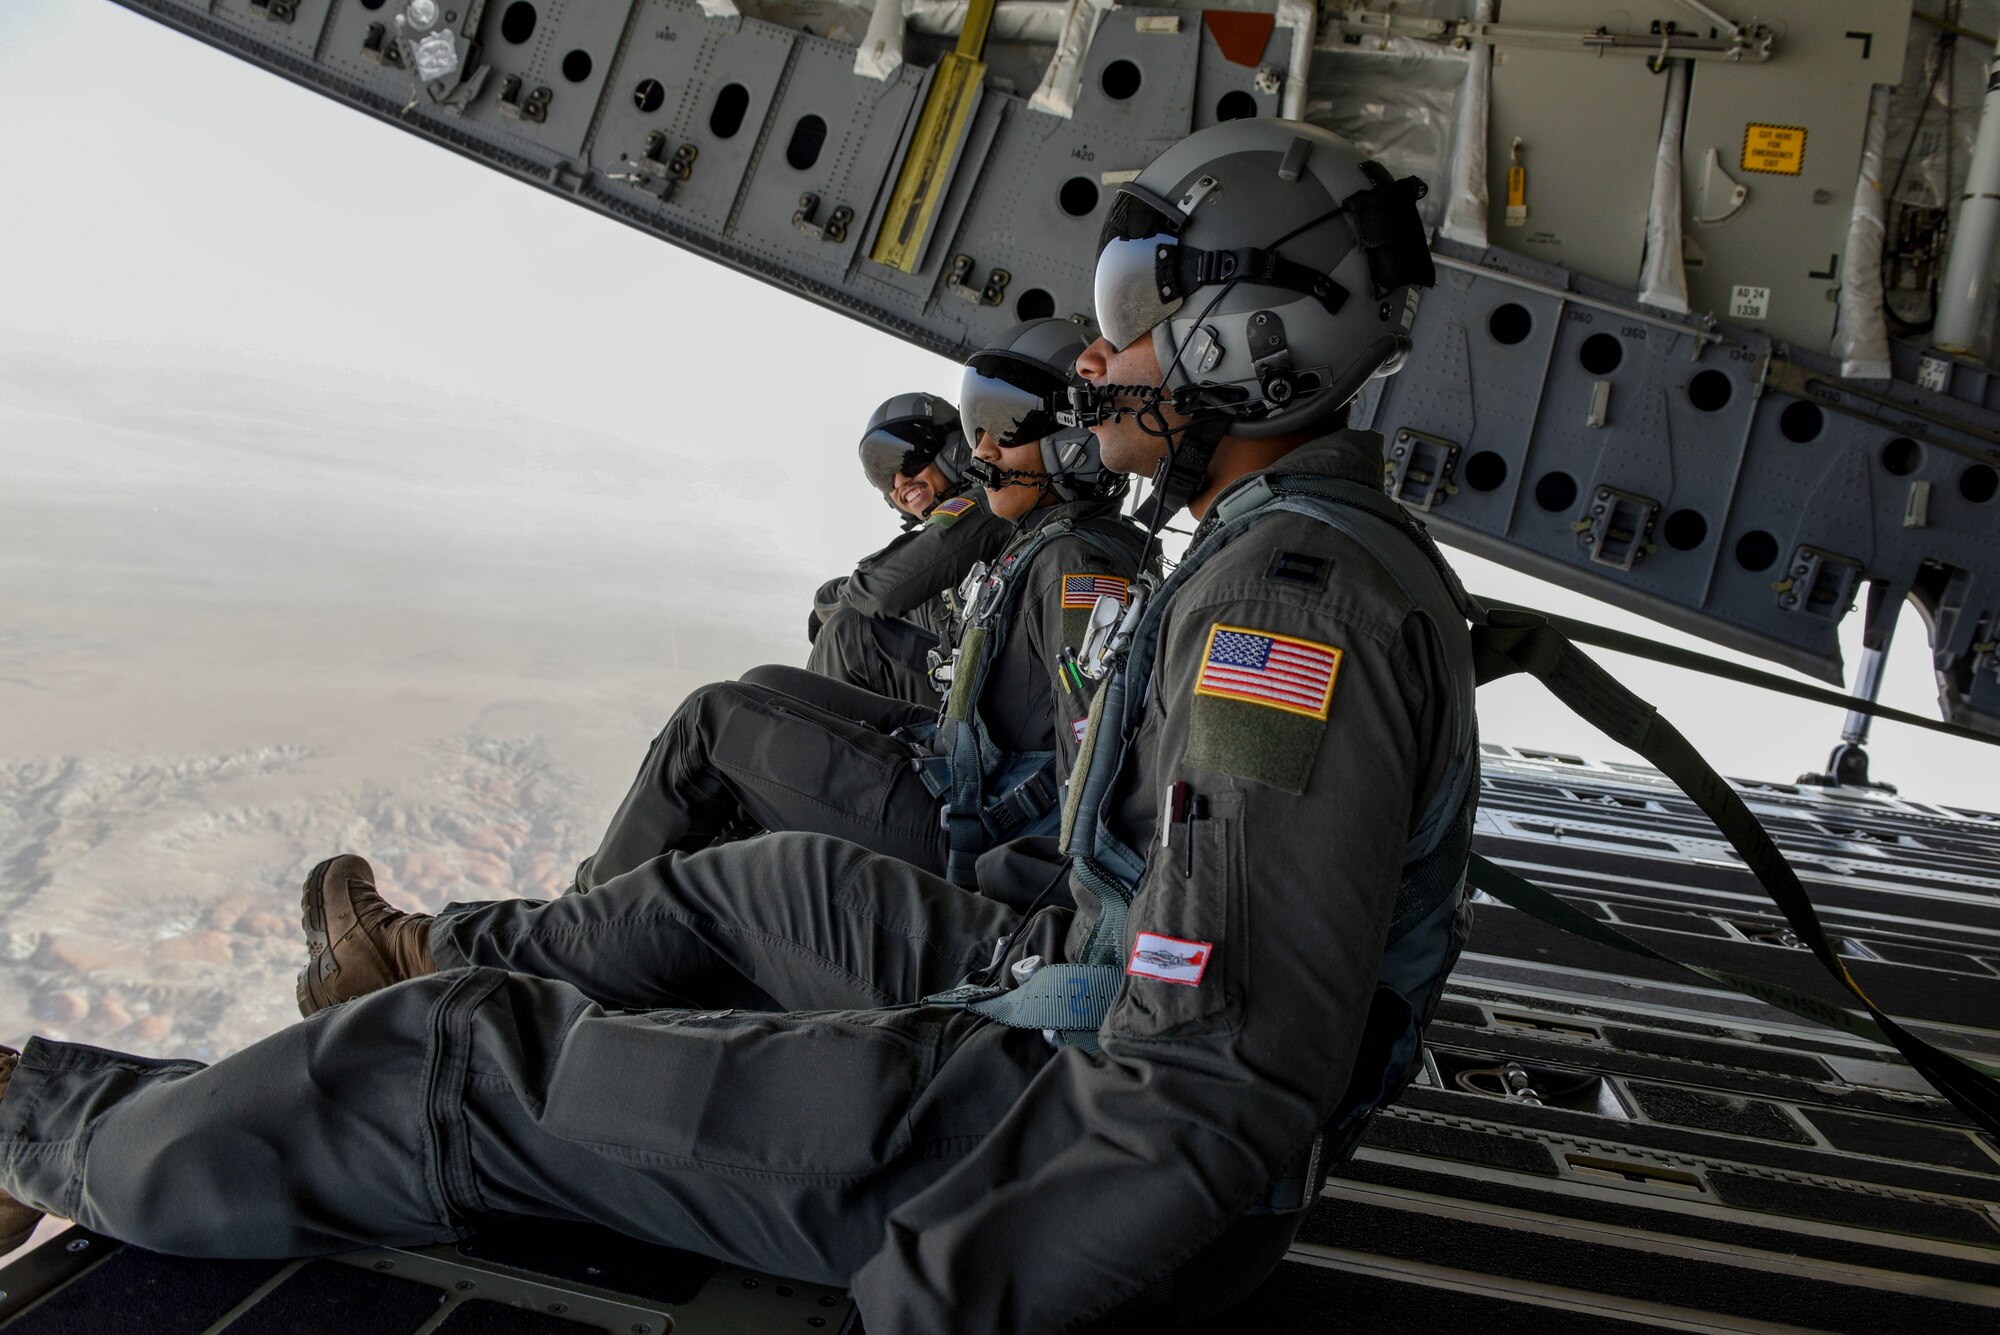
left=0, top=735, right=592, bottom=1060
left=0, top=354, right=836, bottom=1064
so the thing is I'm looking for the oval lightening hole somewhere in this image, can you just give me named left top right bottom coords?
left=1464, top=451, right=1508, bottom=493
left=1015, top=288, right=1056, bottom=321
left=1534, top=471, right=1577, bottom=513
left=1687, top=369, right=1733, bottom=413
left=1216, top=90, right=1257, bottom=121
left=710, top=83, right=750, bottom=139
left=1058, top=177, right=1099, bottom=218
left=1101, top=60, right=1142, bottom=100
left=1779, top=401, right=1824, bottom=443
left=786, top=114, right=827, bottom=171
left=1663, top=509, right=1708, bottom=551
left=1880, top=437, right=1921, bottom=476
left=561, top=49, right=593, bottom=83
left=1579, top=333, right=1623, bottom=375
left=1735, top=530, right=1779, bottom=572
left=1488, top=303, right=1532, bottom=346
left=499, top=1, right=535, bottom=42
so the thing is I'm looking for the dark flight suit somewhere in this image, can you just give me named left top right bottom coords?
left=572, top=496, right=1141, bottom=888
left=0, top=433, right=1460, bottom=1335
left=807, top=488, right=1011, bottom=704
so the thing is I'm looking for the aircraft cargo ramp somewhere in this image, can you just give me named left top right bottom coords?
left=0, top=749, right=1993, bottom=1332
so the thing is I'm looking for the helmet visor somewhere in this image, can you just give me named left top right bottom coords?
left=1094, top=184, right=1188, bottom=351
left=1100, top=181, right=1185, bottom=246
left=959, top=353, right=1067, bottom=449
left=1093, top=235, right=1184, bottom=353
left=858, top=422, right=944, bottom=491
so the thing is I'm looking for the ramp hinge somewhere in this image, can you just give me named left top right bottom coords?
left=498, top=76, right=552, bottom=124
left=794, top=194, right=853, bottom=244
left=945, top=254, right=1010, bottom=306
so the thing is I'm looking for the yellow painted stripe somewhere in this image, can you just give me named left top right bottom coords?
left=870, top=0, right=998, bottom=273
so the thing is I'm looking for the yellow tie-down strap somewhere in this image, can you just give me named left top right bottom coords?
left=870, top=0, right=997, bottom=273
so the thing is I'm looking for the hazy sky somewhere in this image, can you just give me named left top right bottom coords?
left=4, top=0, right=1997, bottom=816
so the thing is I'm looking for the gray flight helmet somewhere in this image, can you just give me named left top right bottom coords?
left=858, top=392, right=970, bottom=519
left=959, top=318, right=1125, bottom=504
left=1093, top=118, right=1435, bottom=438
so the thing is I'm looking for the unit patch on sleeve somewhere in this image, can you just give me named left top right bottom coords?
left=1126, top=932, right=1212, bottom=986
left=1186, top=623, right=1342, bottom=794
left=927, top=496, right=977, bottom=527
left=1059, top=572, right=1130, bottom=644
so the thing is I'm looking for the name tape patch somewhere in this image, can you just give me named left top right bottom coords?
left=1061, top=573, right=1131, bottom=609
left=1194, top=624, right=1342, bottom=720
left=1126, top=932, right=1212, bottom=986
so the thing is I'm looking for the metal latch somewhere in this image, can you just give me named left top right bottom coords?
left=945, top=254, right=1010, bottom=306
left=497, top=75, right=552, bottom=123
left=1386, top=429, right=1460, bottom=511
left=794, top=194, right=853, bottom=243
left=360, top=23, right=405, bottom=67
left=1576, top=486, right=1659, bottom=570
left=1774, top=546, right=1862, bottom=619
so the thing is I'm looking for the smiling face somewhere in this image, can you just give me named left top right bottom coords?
left=888, top=461, right=950, bottom=518
left=971, top=429, right=1053, bottom=521
left=1073, top=334, right=1189, bottom=479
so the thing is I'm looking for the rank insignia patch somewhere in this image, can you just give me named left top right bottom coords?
left=927, top=496, right=977, bottom=526
left=1126, top=932, right=1212, bottom=986
left=1194, top=625, right=1341, bottom=719
left=1061, top=573, right=1130, bottom=609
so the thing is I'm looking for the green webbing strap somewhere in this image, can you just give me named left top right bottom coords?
left=1479, top=599, right=2000, bottom=749
left=943, top=624, right=987, bottom=723
left=1466, top=853, right=2000, bottom=1080
left=1476, top=607, right=2000, bottom=1133
left=956, top=964, right=1124, bottom=1045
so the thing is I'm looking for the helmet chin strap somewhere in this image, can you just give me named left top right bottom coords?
left=965, top=459, right=1052, bottom=490
left=966, top=459, right=1063, bottom=521
left=1132, top=411, right=1229, bottom=533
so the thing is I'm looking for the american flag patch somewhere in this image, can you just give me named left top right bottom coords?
left=1061, top=573, right=1130, bottom=609
left=1194, top=624, right=1342, bottom=720
left=929, top=496, right=976, bottom=522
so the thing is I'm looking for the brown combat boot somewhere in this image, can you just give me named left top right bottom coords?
left=0, top=1047, right=45, bottom=1254
left=296, top=855, right=436, bottom=1018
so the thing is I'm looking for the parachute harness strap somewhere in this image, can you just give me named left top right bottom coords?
left=955, top=472, right=1480, bottom=1046
left=932, top=515, right=1144, bottom=886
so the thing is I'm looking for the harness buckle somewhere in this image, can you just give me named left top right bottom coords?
left=923, top=982, right=1008, bottom=1007
left=986, top=766, right=1060, bottom=836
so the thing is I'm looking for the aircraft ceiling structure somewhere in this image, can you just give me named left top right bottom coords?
left=101, top=0, right=2000, bottom=737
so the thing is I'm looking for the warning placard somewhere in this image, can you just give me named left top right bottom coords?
left=1742, top=123, right=1807, bottom=176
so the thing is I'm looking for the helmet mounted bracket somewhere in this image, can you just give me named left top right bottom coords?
left=1347, top=161, right=1436, bottom=296
left=1249, top=310, right=1296, bottom=405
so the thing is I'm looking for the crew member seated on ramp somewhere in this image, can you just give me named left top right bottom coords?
left=809, top=393, right=1009, bottom=705
left=533, top=320, right=1147, bottom=898
left=0, top=120, right=1470, bottom=1334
